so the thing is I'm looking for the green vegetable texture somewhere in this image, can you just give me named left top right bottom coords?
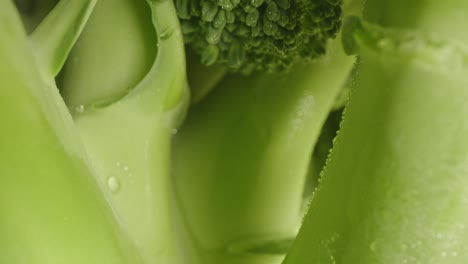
left=175, top=0, right=341, bottom=72
left=0, top=1, right=141, bottom=263
left=284, top=1, right=468, bottom=263
left=1, top=0, right=467, bottom=264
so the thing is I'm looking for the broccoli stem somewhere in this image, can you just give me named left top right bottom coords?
left=172, top=35, right=357, bottom=264
left=0, top=2, right=140, bottom=263
left=14, top=0, right=58, bottom=33
left=59, top=0, right=157, bottom=111
left=302, top=109, right=343, bottom=203
left=186, top=47, right=227, bottom=105
left=59, top=0, right=189, bottom=262
left=29, top=0, right=97, bottom=78
left=173, top=1, right=365, bottom=263
left=283, top=1, right=468, bottom=263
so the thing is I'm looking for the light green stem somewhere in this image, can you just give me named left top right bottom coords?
left=283, top=1, right=468, bottom=263
left=30, top=0, right=97, bottom=77
left=14, top=0, right=58, bottom=33
left=185, top=48, right=227, bottom=105
left=0, top=2, right=140, bottom=263
left=173, top=1, right=365, bottom=263
left=60, top=0, right=157, bottom=111
left=172, top=36, right=356, bottom=264
left=60, top=0, right=189, bottom=262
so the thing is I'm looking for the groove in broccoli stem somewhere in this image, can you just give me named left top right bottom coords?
left=342, top=16, right=468, bottom=74
left=226, top=236, right=295, bottom=255
left=14, top=0, right=36, bottom=16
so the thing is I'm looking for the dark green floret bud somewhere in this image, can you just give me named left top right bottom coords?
left=266, top=2, right=280, bottom=22
left=251, top=0, right=265, bottom=7
left=201, top=2, right=218, bottom=22
left=176, top=0, right=342, bottom=73
left=246, top=10, right=260, bottom=27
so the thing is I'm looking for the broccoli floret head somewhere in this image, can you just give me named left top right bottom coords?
left=176, top=0, right=342, bottom=73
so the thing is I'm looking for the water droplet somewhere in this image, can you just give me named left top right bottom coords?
left=159, top=28, right=173, bottom=40
left=75, top=105, right=84, bottom=113
left=171, top=129, right=178, bottom=135
left=123, top=166, right=129, bottom=172
left=107, top=176, right=120, bottom=193
left=116, top=162, right=121, bottom=167
left=401, top=243, right=408, bottom=250
left=441, top=251, right=447, bottom=257
left=377, top=38, right=392, bottom=49
left=369, top=241, right=377, bottom=251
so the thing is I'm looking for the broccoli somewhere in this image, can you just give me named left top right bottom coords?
left=180, top=0, right=344, bottom=103
left=171, top=0, right=364, bottom=263
left=0, top=1, right=141, bottom=263
left=284, top=1, right=468, bottom=263
left=175, top=0, right=342, bottom=72
left=3, top=0, right=188, bottom=263
left=2, top=0, right=467, bottom=264
left=58, top=0, right=189, bottom=262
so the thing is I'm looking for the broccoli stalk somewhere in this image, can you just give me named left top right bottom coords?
left=173, top=40, right=354, bottom=264
left=283, top=1, right=468, bottom=263
left=0, top=1, right=140, bottom=263
left=185, top=48, right=228, bottom=104
left=58, top=0, right=189, bottom=262
left=14, top=0, right=58, bottom=33
left=59, top=0, right=157, bottom=111
left=4, top=0, right=465, bottom=263
left=172, top=1, right=364, bottom=263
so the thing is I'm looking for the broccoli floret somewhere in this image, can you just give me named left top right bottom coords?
left=176, top=0, right=342, bottom=72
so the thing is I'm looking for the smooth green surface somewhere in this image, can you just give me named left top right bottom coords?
left=60, top=0, right=157, bottom=111
left=284, top=44, right=468, bottom=264
left=60, top=0, right=189, bottom=262
left=0, top=2, right=140, bottom=263
left=284, top=1, right=468, bottom=263
left=364, top=0, right=468, bottom=45
left=30, top=0, right=97, bottom=77
left=172, top=37, right=356, bottom=264
left=186, top=48, right=227, bottom=105
left=14, top=0, right=58, bottom=33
